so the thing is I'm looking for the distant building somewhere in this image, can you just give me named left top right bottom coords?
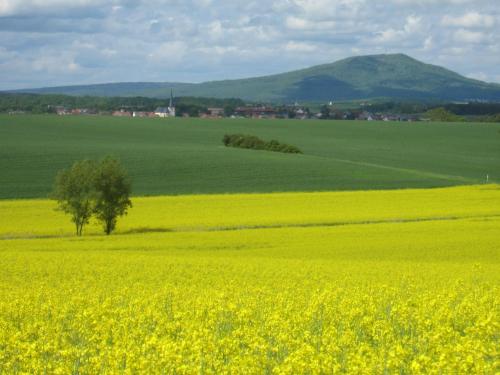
left=234, top=106, right=277, bottom=119
left=294, top=108, right=307, bottom=120
left=112, top=110, right=132, bottom=117
left=205, top=107, right=224, bottom=118
left=155, top=89, right=176, bottom=118
left=55, top=106, right=70, bottom=115
left=154, top=108, right=170, bottom=117
left=71, top=108, right=94, bottom=115
left=358, top=111, right=375, bottom=121
left=133, top=111, right=155, bottom=118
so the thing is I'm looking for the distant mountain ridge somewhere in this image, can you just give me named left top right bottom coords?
left=7, top=54, right=500, bottom=102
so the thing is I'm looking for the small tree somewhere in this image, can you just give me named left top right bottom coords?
left=425, top=107, right=465, bottom=122
left=93, top=157, right=132, bottom=235
left=52, top=159, right=97, bottom=236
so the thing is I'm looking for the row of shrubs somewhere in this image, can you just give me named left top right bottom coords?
left=222, top=134, right=302, bottom=154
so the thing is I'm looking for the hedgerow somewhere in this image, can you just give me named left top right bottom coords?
left=223, top=134, right=302, bottom=154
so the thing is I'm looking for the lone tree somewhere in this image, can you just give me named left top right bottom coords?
left=93, top=157, right=132, bottom=235
left=52, top=159, right=97, bottom=236
left=52, top=156, right=132, bottom=236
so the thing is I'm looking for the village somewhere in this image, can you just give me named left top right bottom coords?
left=52, top=105, right=421, bottom=121
left=50, top=94, right=422, bottom=122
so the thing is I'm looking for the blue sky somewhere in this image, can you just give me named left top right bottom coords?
left=1, top=0, right=499, bottom=89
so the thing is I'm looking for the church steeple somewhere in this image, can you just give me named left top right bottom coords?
left=168, top=88, right=176, bottom=117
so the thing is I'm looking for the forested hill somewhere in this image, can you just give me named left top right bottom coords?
left=7, top=54, right=500, bottom=102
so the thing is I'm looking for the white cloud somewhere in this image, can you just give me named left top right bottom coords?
left=286, top=16, right=308, bottom=30
left=404, top=15, right=422, bottom=33
left=285, top=16, right=335, bottom=31
left=147, top=41, right=187, bottom=65
left=207, top=21, right=223, bottom=40
left=423, top=36, right=433, bottom=51
left=443, top=46, right=469, bottom=55
left=453, top=29, right=488, bottom=44
left=1, top=0, right=500, bottom=88
left=0, top=0, right=110, bottom=16
left=442, top=12, right=496, bottom=28
left=468, top=72, right=488, bottom=81
left=392, top=0, right=476, bottom=4
left=285, top=41, right=317, bottom=52
left=374, top=28, right=402, bottom=43
left=374, top=15, right=424, bottom=44
left=291, top=0, right=365, bottom=20
left=32, top=53, right=81, bottom=74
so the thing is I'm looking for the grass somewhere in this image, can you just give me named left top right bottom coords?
left=0, top=186, right=498, bottom=373
left=0, top=115, right=499, bottom=199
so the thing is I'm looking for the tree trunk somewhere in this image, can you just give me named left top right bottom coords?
left=76, top=220, right=84, bottom=236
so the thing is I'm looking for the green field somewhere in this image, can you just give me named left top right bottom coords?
left=0, top=114, right=499, bottom=199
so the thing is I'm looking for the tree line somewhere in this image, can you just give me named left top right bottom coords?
left=366, top=101, right=500, bottom=116
left=0, top=93, right=244, bottom=116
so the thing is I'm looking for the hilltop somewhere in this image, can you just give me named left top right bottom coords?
left=8, top=54, right=500, bottom=102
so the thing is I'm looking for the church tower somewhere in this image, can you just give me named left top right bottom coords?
left=168, top=89, right=176, bottom=117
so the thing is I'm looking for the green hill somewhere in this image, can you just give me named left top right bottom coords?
left=8, top=54, right=500, bottom=102
left=1, top=115, right=499, bottom=199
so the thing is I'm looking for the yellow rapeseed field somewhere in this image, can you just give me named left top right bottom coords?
left=0, top=185, right=499, bottom=373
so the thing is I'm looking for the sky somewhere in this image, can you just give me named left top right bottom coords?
left=0, top=0, right=499, bottom=89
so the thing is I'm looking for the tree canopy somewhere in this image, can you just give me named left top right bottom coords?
left=93, top=157, right=132, bottom=235
left=52, top=160, right=97, bottom=236
left=52, top=157, right=132, bottom=236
